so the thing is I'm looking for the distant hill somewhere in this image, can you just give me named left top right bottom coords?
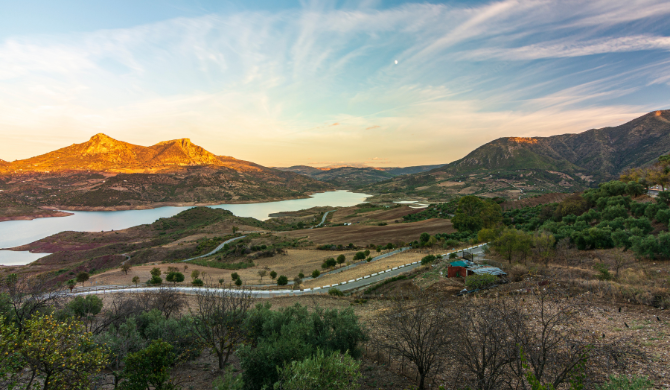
left=276, top=164, right=443, bottom=188
left=363, top=110, right=670, bottom=201
left=0, top=134, right=332, bottom=212
left=0, top=133, right=268, bottom=174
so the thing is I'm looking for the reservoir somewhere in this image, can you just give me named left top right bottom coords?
left=0, top=190, right=370, bottom=265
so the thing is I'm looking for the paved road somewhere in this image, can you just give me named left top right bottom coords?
left=311, top=210, right=335, bottom=229
left=182, top=236, right=246, bottom=262
left=72, top=245, right=488, bottom=297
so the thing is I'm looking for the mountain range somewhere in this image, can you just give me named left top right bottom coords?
left=0, top=134, right=332, bottom=215
left=362, top=110, right=670, bottom=201
left=436, top=110, right=670, bottom=180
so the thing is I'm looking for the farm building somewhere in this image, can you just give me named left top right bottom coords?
left=446, top=260, right=506, bottom=278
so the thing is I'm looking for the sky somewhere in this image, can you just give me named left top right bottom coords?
left=0, top=0, right=669, bottom=168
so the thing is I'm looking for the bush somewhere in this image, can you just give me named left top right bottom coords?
left=596, top=375, right=653, bottom=390
left=238, top=304, right=367, bottom=390
left=67, top=295, right=103, bottom=319
left=192, top=278, right=204, bottom=286
left=449, top=252, right=458, bottom=259
left=593, top=263, right=613, bottom=281
left=277, top=275, right=288, bottom=286
left=235, top=279, right=243, bottom=286
left=148, top=276, right=163, bottom=285
left=213, top=367, right=244, bottom=390
left=353, top=252, right=366, bottom=261
left=444, top=239, right=460, bottom=248
left=465, top=274, right=498, bottom=290
left=421, top=255, right=437, bottom=265
left=311, top=270, right=320, bottom=278
left=165, top=272, right=184, bottom=285
left=274, top=349, right=361, bottom=390
left=328, top=288, right=344, bottom=297
left=231, top=272, right=240, bottom=281
left=120, top=340, right=177, bottom=390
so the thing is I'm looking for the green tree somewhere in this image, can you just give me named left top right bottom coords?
left=120, top=339, right=178, bottom=390
left=150, top=268, right=161, bottom=278
left=76, top=272, right=90, bottom=287
left=274, top=349, right=361, bottom=390
left=277, top=275, right=288, bottom=286
left=311, top=270, right=320, bottom=278
left=121, top=263, right=132, bottom=275
left=257, top=269, right=267, bottom=283
left=326, top=258, right=337, bottom=268
left=190, top=269, right=200, bottom=280
left=270, top=271, right=277, bottom=281
left=239, top=303, right=367, bottom=390
left=337, top=254, right=346, bottom=266
left=231, top=272, right=240, bottom=281
left=66, top=279, right=77, bottom=292
left=165, top=272, right=185, bottom=286
left=19, top=315, right=108, bottom=390
left=68, top=295, right=103, bottom=320
left=452, top=196, right=502, bottom=232
left=132, top=276, right=140, bottom=287
left=192, top=279, right=204, bottom=287
left=235, top=279, right=243, bottom=287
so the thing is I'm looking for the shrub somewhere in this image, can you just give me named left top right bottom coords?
left=235, top=278, right=243, bottom=286
left=270, top=271, right=277, bottom=280
left=148, top=276, right=163, bottom=285
left=120, top=340, right=177, bottom=390
left=165, top=272, right=184, bottom=285
left=444, top=239, right=460, bottom=248
left=274, top=349, right=361, bottom=390
left=231, top=272, right=240, bottom=281
left=449, top=252, right=458, bottom=259
left=327, top=258, right=337, bottom=268
left=328, top=288, right=344, bottom=297
left=353, top=252, right=366, bottom=261
left=298, top=272, right=304, bottom=279
left=421, top=255, right=437, bottom=265
left=277, top=275, right=288, bottom=286
left=67, top=295, right=103, bottom=319
left=192, top=278, right=204, bottom=286
left=213, top=367, right=244, bottom=390
left=465, top=274, right=498, bottom=290
left=596, top=375, right=653, bottom=390
left=337, top=255, right=346, bottom=266
left=593, top=263, right=613, bottom=281
left=311, top=270, right=320, bottom=278
left=238, top=304, right=367, bottom=390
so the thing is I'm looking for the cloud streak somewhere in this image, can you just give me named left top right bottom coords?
left=0, top=0, right=668, bottom=166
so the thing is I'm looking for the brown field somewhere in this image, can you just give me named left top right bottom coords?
left=328, top=204, right=422, bottom=224
left=276, top=218, right=455, bottom=246
left=302, top=251, right=428, bottom=288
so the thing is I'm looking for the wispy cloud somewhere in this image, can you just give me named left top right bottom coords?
left=0, top=0, right=668, bottom=166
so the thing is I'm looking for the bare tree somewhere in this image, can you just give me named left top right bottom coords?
left=451, top=300, right=517, bottom=390
left=140, top=287, right=186, bottom=319
left=0, top=273, right=65, bottom=333
left=191, top=287, right=253, bottom=369
left=377, top=293, right=453, bottom=390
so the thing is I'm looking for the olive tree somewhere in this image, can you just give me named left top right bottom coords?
left=191, top=287, right=253, bottom=369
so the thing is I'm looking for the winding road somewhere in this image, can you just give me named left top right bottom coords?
left=72, top=245, right=488, bottom=298
left=182, top=236, right=247, bottom=262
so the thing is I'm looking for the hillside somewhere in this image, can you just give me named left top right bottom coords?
left=277, top=164, right=442, bottom=188
left=364, top=110, right=670, bottom=202
left=442, top=110, right=670, bottom=180
left=0, top=134, right=332, bottom=215
left=0, top=133, right=263, bottom=174
left=0, top=158, right=8, bottom=166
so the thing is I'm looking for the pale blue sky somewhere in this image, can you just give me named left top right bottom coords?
left=0, top=0, right=669, bottom=167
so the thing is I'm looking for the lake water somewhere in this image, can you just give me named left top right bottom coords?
left=0, top=190, right=370, bottom=266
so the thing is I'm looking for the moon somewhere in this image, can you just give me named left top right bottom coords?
left=395, top=60, right=398, bottom=64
